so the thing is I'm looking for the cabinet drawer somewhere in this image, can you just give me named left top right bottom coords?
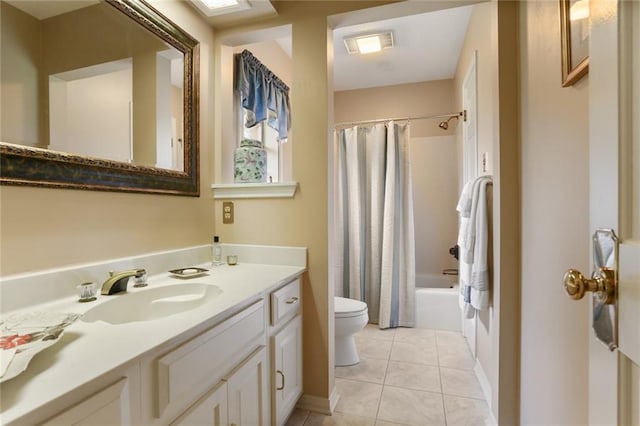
left=156, top=300, right=265, bottom=418
left=270, top=278, right=301, bottom=326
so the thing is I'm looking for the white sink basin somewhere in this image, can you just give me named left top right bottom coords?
left=82, top=283, right=222, bottom=325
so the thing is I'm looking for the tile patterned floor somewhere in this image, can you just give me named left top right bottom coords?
left=286, top=325, right=491, bottom=426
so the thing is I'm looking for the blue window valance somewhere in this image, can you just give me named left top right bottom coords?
left=235, top=49, right=291, bottom=142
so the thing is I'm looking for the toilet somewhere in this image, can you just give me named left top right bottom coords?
left=334, top=296, right=369, bottom=366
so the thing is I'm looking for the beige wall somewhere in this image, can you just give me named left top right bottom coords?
left=1, top=1, right=181, bottom=163
left=1, top=2, right=43, bottom=147
left=451, top=3, right=522, bottom=424
left=519, top=1, right=589, bottom=424
left=214, top=0, right=397, bottom=407
left=41, top=3, right=165, bottom=75
left=454, top=3, right=497, bottom=186
left=452, top=0, right=500, bottom=415
left=334, top=80, right=456, bottom=138
left=334, top=81, right=459, bottom=284
left=0, top=0, right=215, bottom=276
left=216, top=16, right=333, bottom=403
left=410, top=135, right=459, bottom=279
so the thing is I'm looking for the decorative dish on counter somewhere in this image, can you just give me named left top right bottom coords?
left=169, top=267, right=209, bottom=279
left=0, top=312, right=80, bottom=383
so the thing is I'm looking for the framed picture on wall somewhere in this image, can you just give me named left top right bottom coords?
left=560, top=0, right=589, bottom=87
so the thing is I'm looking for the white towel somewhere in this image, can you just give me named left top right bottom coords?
left=460, top=179, right=484, bottom=263
left=470, top=177, right=491, bottom=311
left=456, top=176, right=492, bottom=317
left=456, top=179, right=475, bottom=217
left=457, top=180, right=476, bottom=318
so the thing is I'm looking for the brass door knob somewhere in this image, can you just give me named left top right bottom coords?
left=563, top=268, right=616, bottom=304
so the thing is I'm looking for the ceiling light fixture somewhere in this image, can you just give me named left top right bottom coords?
left=344, top=31, right=394, bottom=55
left=190, top=0, right=250, bottom=17
left=355, top=36, right=382, bottom=54
left=201, top=0, right=238, bottom=8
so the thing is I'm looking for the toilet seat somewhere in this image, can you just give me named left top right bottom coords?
left=335, top=297, right=367, bottom=318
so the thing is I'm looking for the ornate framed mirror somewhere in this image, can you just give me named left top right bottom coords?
left=0, top=0, right=200, bottom=196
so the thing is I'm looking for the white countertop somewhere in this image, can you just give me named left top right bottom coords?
left=0, top=261, right=305, bottom=424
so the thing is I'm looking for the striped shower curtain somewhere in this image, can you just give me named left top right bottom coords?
left=334, top=122, right=416, bottom=329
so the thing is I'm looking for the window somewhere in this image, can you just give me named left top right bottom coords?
left=238, top=105, right=282, bottom=183
left=232, top=49, right=290, bottom=184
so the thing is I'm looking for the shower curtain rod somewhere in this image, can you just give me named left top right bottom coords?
left=334, top=111, right=463, bottom=127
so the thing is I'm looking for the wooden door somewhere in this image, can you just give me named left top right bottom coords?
left=585, top=1, right=640, bottom=423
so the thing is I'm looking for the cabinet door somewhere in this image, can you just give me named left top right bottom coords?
left=43, top=378, right=131, bottom=425
left=170, top=381, right=228, bottom=426
left=272, top=315, right=303, bottom=426
left=225, top=346, right=268, bottom=426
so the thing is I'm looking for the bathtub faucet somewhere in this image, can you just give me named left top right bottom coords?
left=449, top=244, right=459, bottom=260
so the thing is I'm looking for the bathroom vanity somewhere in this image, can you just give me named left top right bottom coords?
left=0, top=245, right=305, bottom=426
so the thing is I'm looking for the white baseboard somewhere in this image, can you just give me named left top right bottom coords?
left=296, top=387, right=340, bottom=415
left=473, top=359, right=498, bottom=426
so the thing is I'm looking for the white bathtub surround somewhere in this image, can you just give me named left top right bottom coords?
left=0, top=244, right=306, bottom=424
left=334, top=122, right=415, bottom=329
left=457, top=175, right=492, bottom=318
left=415, top=287, right=461, bottom=332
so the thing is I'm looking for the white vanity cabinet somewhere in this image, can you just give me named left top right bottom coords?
left=171, top=381, right=228, bottom=426
left=3, top=269, right=306, bottom=426
left=141, top=299, right=268, bottom=425
left=43, top=373, right=139, bottom=425
left=269, top=278, right=303, bottom=426
left=225, top=346, right=268, bottom=425
left=170, top=346, right=268, bottom=426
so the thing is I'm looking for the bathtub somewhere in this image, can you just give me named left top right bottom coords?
left=415, top=274, right=461, bottom=331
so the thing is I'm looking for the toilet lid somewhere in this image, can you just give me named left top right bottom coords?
left=335, top=297, right=367, bottom=317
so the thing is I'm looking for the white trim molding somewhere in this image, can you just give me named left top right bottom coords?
left=474, top=359, right=497, bottom=425
left=211, top=182, right=298, bottom=199
left=296, top=387, right=339, bottom=415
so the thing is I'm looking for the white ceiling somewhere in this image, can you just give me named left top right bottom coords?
left=188, top=0, right=278, bottom=27
left=274, top=4, right=472, bottom=92
left=4, top=0, right=99, bottom=20
left=332, top=6, right=472, bottom=91
left=9, top=0, right=473, bottom=93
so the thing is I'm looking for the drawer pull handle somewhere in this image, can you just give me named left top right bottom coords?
left=276, top=370, right=285, bottom=390
left=286, top=296, right=299, bottom=305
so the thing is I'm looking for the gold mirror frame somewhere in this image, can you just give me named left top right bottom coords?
left=559, top=0, right=589, bottom=87
left=0, top=0, right=200, bottom=196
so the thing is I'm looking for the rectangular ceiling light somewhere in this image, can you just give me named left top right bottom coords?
left=191, top=0, right=250, bottom=16
left=201, top=0, right=238, bottom=8
left=356, top=36, right=382, bottom=54
left=344, top=32, right=394, bottom=55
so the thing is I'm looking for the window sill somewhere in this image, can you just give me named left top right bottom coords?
left=211, top=182, right=298, bottom=199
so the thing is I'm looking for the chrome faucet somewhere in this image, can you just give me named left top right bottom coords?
left=101, top=269, right=146, bottom=295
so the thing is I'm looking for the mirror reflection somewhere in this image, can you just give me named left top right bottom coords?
left=1, top=0, right=185, bottom=171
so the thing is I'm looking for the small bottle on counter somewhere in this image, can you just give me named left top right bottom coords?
left=212, top=235, right=223, bottom=266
